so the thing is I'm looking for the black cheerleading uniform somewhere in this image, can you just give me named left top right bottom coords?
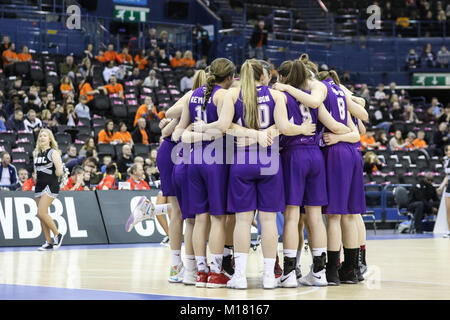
left=34, top=148, right=60, bottom=198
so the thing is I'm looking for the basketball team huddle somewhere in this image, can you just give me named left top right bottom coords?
left=126, top=54, right=371, bottom=289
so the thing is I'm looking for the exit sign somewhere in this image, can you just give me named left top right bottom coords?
left=114, top=5, right=150, bottom=23
left=413, top=73, right=450, bottom=86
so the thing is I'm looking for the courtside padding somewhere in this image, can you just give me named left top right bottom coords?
left=0, top=190, right=165, bottom=247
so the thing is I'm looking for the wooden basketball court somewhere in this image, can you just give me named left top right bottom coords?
left=0, top=234, right=449, bottom=300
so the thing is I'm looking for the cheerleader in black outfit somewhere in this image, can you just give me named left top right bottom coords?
left=33, top=128, right=65, bottom=251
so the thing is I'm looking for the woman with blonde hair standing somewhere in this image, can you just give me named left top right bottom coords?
left=33, top=128, right=65, bottom=251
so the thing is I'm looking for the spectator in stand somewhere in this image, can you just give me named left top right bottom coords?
left=0, top=152, right=18, bottom=189
left=60, top=75, right=74, bottom=99
left=147, top=28, right=159, bottom=51
left=79, top=137, right=97, bottom=158
left=79, top=57, right=93, bottom=78
left=2, top=42, right=18, bottom=76
left=61, top=166, right=85, bottom=191
left=117, top=47, right=133, bottom=65
left=17, top=45, right=32, bottom=62
left=437, top=45, right=450, bottom=68
left=158, top=30, right=175, bottom=57
left=408, top=172, right=440, bottom=233
left=96, top=49, right=107, bottom=64
left=363, top=151, right=382, bottom=177
left=390, top=130, right=409, bottom=150
left=100, top=155, right=112, bottom=174
left=157, top=49, right=170, bottom=67
left=64, top=102, right=78, bottom=126
left=0, top=35, right=11, bottom=57
left=406, top=48, right=420, bottom=69
left=249, top=20, right=268, bottom=60
left=22, top=170, right=36, bottom=191
left=126, top=163, right=150, bottom=190
left=404, top=104, right=421, bottom=123
left=96, top=163, right=118, bottom=190
left=23, top=109, right=42, bottom=134
left=142, top=69, right=159, bottom=88
left=102, top=60, right=120, bottom=83
left=192, top=24, right=211, bottom=60
left=132, top=118, right=150, bottom=145
left=134, top=96, right=164, bottom=128
left=0, top=117, right=6, bottom=133
left=12, top=168, right=29, bottom=191
left=98, top=75, right=124, bottom=99
left=180, top=68, right=195, bottom=92
left=113, top=122, right=134, bottom=145
left=126, top=67, right=143, bottom=86
left=74, top=95, right=91, bottom=120
left=59, top=55, right=78, bottom=79
left=98, top=120, right=116, bottom=144
left=117, top=144, right=134, bottom=176
left=171, top=51, right=183, bottom=69
left=406, top=132, right=417, bottom=150
left=361, top=130, right=380, bottom=151
left=78, top=77, right=98, bottom=107
left=391, top=101, right=404, bottom=121
left=438, top=103, right=450, bottom=123
left=134, top=49, right=149, bottom=71
left=62, top=144, right=79, bottom=163
left=375, top=130, right=389, bottom=148
left=374, top=83, right=387, bottom=100
left=84, top=43, right=94, bottom=60
left=6, top=109, right=25, bottom=132
left=41, top=109, right=57, bottom=131
left=414, top=130, right=428, bottom=150
left=432, top=122, right=449, bottom=156
left=196, top=55, right=208, bottom=69
left=104, top=44, right=120, bottom=64
left=428, top=97, right=443, bottom=118
left=421, top=43, right=436, bottom=68
left=181, top=50, right=195, bottom=68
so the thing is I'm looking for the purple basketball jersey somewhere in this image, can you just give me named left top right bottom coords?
left=189, top=85, right=221, bottom=124
left=321, top=78, right=348, bottom=131
left=351, top=115, right=362, bottom=151
left=233, top=85, right=275, bottom=129
left=280, top=91, right=320, bottom=148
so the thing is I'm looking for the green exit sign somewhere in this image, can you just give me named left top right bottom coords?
left=413, top=73, right=450, bottom=86
left=114, top=5, right=150, bottom=23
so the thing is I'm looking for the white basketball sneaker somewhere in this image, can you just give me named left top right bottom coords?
left=125, top=196, right=155, bottom=232
left=298, top=265, right=328, bottom=287
left=263, top=271, right=277, bottom=289
left=226, top=273, right=247, bottom=289
left=168, top=263, right=185, bottom=283
left=278, top=269, right=298, bottom=288
left=182, top=269, right=197, bottom=285
left=443, top=232, right=450, bottom=238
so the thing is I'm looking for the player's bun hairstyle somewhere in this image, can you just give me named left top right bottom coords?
left=285, top=60, right=309, bottom=89
left=318, top=70, right=341, bottom=86
left=299, top=53, right=319, bottom=78
left=278, top=60, right=293, bottom=80
left=202, top=58, right=235, bottom=110
left=240, top=59, right=264, bottom=130
left=192, top=69, right=207, bottom=91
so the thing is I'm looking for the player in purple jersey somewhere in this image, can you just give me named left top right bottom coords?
left=274, top=60, right=352, bottom=287
left=172, top=58, right=236, bottom=288
left=196, top=59, right=316, bottom=289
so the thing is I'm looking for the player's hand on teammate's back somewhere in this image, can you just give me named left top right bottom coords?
left=300, top=118, right=316, bottom=136
left=193, top=118, right=207, bottom=132
left=323, top=133, right=339, bottom=146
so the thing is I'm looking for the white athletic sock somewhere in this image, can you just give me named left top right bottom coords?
left=153, top=204, right=170, bottom=216
left=283, top=249, right=297, bottom=259
left=210, top=253, right=223, bottom=274
left=185, top=255, right=196, bottom=271
left=296, top=250, right=302, bottom=268
left=195, top=256, right=209, bottom=273
left=171, top=250, right=182, bottom=267
left=263, top=258, right=276, bottom=276
left=233, top=252, right=248, bottom=277
left=312, top=247, right=327, bottom=258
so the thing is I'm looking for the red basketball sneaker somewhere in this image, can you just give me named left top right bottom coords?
left=195, top=271, right=209, bottom=288
left=274, top=255, right=283, bottom=278
left=206, top=272, right=230, bottom=288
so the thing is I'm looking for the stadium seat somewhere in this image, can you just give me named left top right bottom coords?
left=54, top=133, right=72, bottom=145
left=97, top=144, right=115, bottom=158
left=133, top=143, right=149, bottom=157
left=0, top=132, right=17, bottom=146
